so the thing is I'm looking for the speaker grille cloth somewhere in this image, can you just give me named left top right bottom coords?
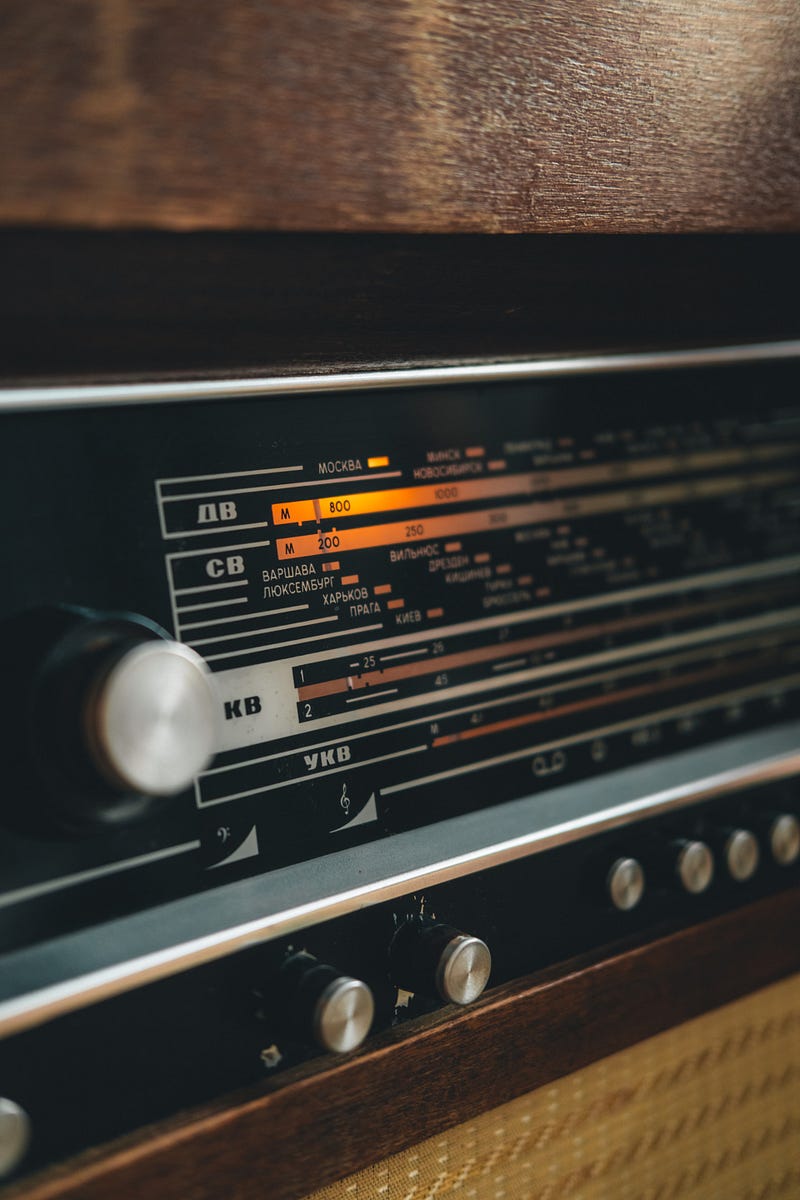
left=307, top=973, right=800, bottom=1200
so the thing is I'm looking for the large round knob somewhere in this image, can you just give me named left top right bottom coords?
left=390, top=918, right=492, bottom=1006
left=1, top=606, right=218, bottom=833
left=84, top=640, right=217, bottom=796
left=275, top=952, right=374, bottom=1054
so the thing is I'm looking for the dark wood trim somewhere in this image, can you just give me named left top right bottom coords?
left=1, top=2, right=799, bottom=234
left=6, top=888, right=800, bottom=1200
left=2, top=232, right=800, bottom=384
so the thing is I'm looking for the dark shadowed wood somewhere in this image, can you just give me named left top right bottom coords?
left=2, top=232, right=800, bottom=383
left=5, top=888, right=800, bottom=1200
left=0, top=2, right=799, bottom=233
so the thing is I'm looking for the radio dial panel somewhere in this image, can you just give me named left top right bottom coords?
left=1, top=356, right=799, bottom=1007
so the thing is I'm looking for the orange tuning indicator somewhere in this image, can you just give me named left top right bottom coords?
left=274, top=470, right=797, bottom=561
left=270, top=473, right=533, bottom=526
left=276, top=503, right=535, bottom=559
left=270, top=443, right=796, bottom=528
left=368, top=455, right=390, bottom=468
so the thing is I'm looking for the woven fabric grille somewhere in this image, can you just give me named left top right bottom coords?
left=306, top=973, right=800, bottom=1200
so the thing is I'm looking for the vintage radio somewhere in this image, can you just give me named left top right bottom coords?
left=1, top=344, right=799, bottom=1196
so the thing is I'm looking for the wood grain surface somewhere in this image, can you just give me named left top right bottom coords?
left=1, top=2, right=799, bottom=233
left=5, top=889, right=800, bottom=1200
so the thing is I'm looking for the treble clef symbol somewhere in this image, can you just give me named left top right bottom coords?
left=340, top=783, right=350, bottom=815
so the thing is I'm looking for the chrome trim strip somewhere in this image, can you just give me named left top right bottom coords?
left=1, top=722, right=798, bottom=1039
left=0, top=841, right=201, bottom=911
left=1, top=340, right=800, bottom=411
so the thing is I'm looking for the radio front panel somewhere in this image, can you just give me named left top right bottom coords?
left=1, top=354, right=800, bottom=1029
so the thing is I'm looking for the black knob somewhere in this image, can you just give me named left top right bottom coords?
left=274, top=952, right=374, bottom=1054
left=1, top=606, right=217, bottom=833
left=389, top=917, right=492, bottom=1006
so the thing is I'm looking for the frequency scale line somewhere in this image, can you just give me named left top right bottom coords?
left=200, top=629, right=800, bottom=779
left=381, top=673, right=800, bottom=796
left=188, top=615, right=337, bottom=648
left=297, top=597, right=800, bottom=703
left=203, top=622, right=384, bottom=663
left=179, top=603, right=309, bottom=631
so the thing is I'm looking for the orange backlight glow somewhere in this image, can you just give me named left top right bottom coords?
left=270, top=473, right=532, bottom=526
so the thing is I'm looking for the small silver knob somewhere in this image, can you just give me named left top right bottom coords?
left=390, top=920, right=492, bottom=1007
left=435, top=935, right=492, bottom=1006
left=85, top=641, right=218, bottom=795
left=313, top=976, right=375, bottom=1054
left=0, top=1098, right=30, bottom=1179
left=769, top=813, right=800, bottom=866
left=675, top=839, right=715, bottom=894
left=723, top=829, right=760, bottom=882
left=607, top=857, right=645, bottom=911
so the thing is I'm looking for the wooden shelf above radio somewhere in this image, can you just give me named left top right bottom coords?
left=0, top=1, right=799, bottom=234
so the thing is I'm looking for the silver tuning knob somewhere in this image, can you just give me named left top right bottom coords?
left=390, top=919, right=492, bottom=1006
left=436, top=934, right=492, bottom=1005
left=766, top=813, right=800, bottom=866
left=313, top=976, right=375, bottom=1055
left=718, top=828, right=760, bottom=882
left=606, top=856, right=646, bottom=911
left=673, top=839, right=715, bottom=895
left=3, top=606, right=220, bottom=833
left=0, top=1098, right=30, bottom=1179
left=277, top=952, right=375, bottom=1055
left=85, top=640, right=218, bottom=796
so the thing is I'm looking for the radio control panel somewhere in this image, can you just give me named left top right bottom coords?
left=0, top=771, right=798, bottom=1184
left=1, top=354, right=799, bottom=1034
